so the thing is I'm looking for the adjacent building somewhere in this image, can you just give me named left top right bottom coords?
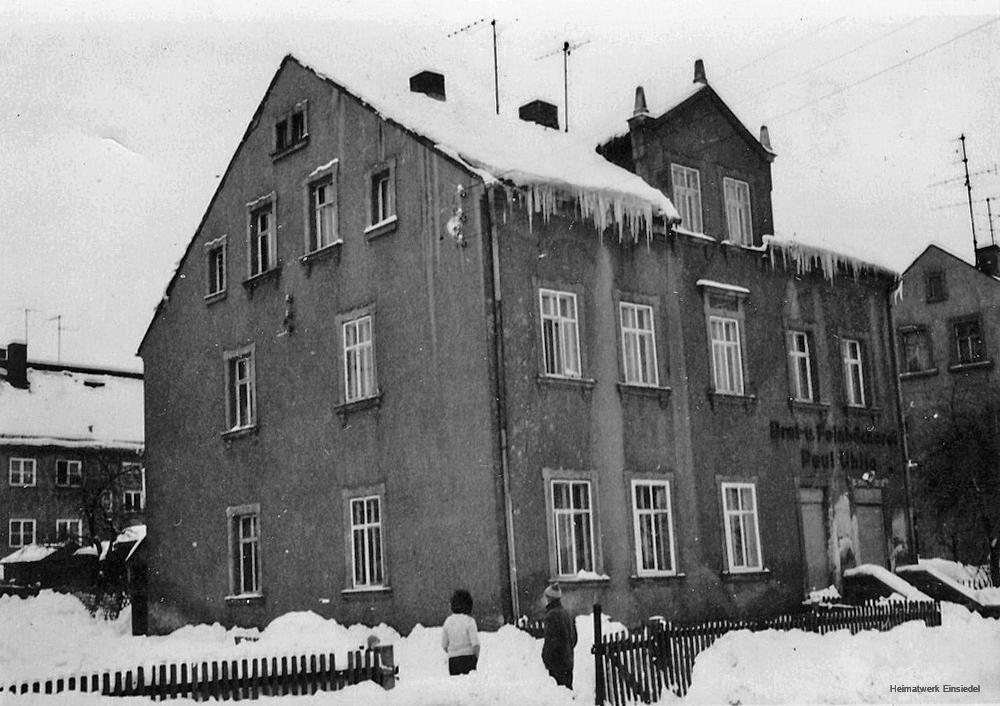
left=893, top=242, right=1000, bottom=563
left=0, top=341, right=145, bottom=566
left=139, top=54, right=912, bottom=633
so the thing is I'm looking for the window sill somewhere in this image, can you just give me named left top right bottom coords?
left=270, top=137, right=309, bottom=161
left=617, top=383, right=671, bottom=408
left=948, top=360, right=993, bottom=373
left=225, top=593, right=265, bottom=606
left=364, top=215, right=398, bottom=240
left=242, top=265, right=282, bottom=294
left=537, top=375, right=597, bottom=395
left=341, top=586, right=392, bottom=598
left=204, top=290, right=227, bottom=305
left=334, top=393, right=383, bottom=425
left=629, top=573, right=686, bottom=583
left=221, top=425, right=258, bottom=442
left=843, top=405, right=882, bottom=418
left=788, top=399, right=831, bottom=413
left=549, top=575, right=611, bottom=587
left=300, top=241, right=343, bottom=272
left=899, top=368, right=939, bottom=380
left=707, top=391, right=757, bottom=410
left=721, top=568, right=771, bottom=582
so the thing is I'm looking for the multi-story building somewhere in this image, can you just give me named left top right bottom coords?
left=139, top=54, right=911, bottom=633
left=893, top=242, right=1000, bottom=563
left=0, top=341, right=145, bottom=562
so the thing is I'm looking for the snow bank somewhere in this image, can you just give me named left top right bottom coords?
left=685, top=603, right=1000, bottom=704
left=0, top=544, right=59, bottom=564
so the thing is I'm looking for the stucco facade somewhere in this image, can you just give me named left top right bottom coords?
left=139, top=56, right=912, bottom=633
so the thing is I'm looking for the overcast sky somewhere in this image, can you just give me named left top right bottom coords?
left=1, top=0, right=998, bottom=369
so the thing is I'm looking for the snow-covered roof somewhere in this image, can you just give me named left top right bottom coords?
left=113, top=524, right=146, bottom=562
left=292, top=54, right=678, bottom=239
left=0, top=365, right=144, bottom=450
left=0, top=544, right=59, bottom=564
left=843, top=564, right=931, bottom=601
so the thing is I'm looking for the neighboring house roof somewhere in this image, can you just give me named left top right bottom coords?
left=0, top=365, right=144, bottom=451
left=901, top=243, right=1000, bottom=284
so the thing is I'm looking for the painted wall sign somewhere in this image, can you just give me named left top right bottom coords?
left=769, top=420, right=899, bottom=475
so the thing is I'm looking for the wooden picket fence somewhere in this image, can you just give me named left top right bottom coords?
left=0, top=644, right=395, bottom=700
left=592, top=601, right=941, bottom=705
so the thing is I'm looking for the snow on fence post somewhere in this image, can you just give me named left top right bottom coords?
left=378, top=644, right=396, bottom=689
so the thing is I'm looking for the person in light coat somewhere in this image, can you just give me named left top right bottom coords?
left=441, top=589, right=480, bottom=675
left=541, top=583, right=577, bottom=689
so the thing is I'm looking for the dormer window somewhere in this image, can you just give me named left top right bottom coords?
left=671, top=164, right=703, bottom=234
left=273, top=101, right=308, bottom=157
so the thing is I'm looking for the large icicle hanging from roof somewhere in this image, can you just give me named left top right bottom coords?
left=763, top=235, right=897, bottom=283
left=521, top=182, right=655, bottom=243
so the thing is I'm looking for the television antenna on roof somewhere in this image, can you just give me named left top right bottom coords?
left=535, top=39, right=592, bottom=132
left=447, top=17, right=501, bottom=115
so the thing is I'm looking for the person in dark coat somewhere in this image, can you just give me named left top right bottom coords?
left=541, top=583, right=577, bottom=689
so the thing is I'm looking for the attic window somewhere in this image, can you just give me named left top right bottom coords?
left=273, top=101, right=309, bottom=158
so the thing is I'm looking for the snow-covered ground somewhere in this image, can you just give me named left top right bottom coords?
left=2, top=590, right=999, bottom=704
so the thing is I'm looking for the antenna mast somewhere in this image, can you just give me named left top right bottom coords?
left=960, top=133, right=978, bottom=252
left=447, top=18, right=500, bottom=115
left=988, top=197, right=996, bottom=247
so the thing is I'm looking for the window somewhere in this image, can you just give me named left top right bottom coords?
left=954, top=318, right=987, bottom=365
left=551, top=480, right=595, bottom=577
left=224, top=346, right=256, bottom=431
left=842, top=338, right=867, bottom=407
left=123, top=490, right=143, bottom=513
left=55, top=459, right=83, bottom=487
left=122, top=463, right=146, bottom=512
left=55, top=519, right=82, bottom=542
left=925, top=270, right=946, bottom=303
left=721, top=482, right=762, bottom=572
left=227, top=505, right=261, bottom=596
left=248, top=201, right=275, bottom=277
left=620, top=302, right=658, bottom=386
left=723, top=177, right=753, bottom=245
left=307, top=172, right=339, bottom=252
left=631, top=480, right=677, bottom=576
left=9, top=519, right=35, bottom=548
left=787, top=331, right=815, bottom=402
left=349, top=495, right=385, bottom=588
left=8, top=458, right=36, bottom=487
left=710, top=316, right=744, bottom=394
left=206, top=237, right=227, bottom=296
left=540, top=289, right=582, bottom=378
left=274, top=101, right=308, bottom=153
left=900, top=328, right=933, bottom=373
left=343, top=315, right=377, bottom=402
left=671, top=164, right=703, bottom=233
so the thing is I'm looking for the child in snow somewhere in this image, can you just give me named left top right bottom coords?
left=441, top=589, right=480, bottom=675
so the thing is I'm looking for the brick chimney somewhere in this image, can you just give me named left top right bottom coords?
left=518, top=100, right=559, bottom=130
left=976, top=244, right=1000, bottom=277
left=0, top=341, right=28, bottom=389
left=409, top=70, right=446, bottom=101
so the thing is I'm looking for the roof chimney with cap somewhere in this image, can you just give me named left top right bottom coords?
left=409, top=70, right=446, bottom=101
left=633, top=85, right=649, bottom=118
left=693, top=59, right=707, bottom=85
left=518, top=99, right=560, bottom=130
left=759, top=125, right=773, bottom=151
left=0, top=341, right=28, bottom=389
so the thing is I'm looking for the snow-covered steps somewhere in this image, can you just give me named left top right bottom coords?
left=896, top=564, right=1000, bottom=618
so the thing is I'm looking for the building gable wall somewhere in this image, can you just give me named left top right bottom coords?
left=141, top=61, right=506, bottom=632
